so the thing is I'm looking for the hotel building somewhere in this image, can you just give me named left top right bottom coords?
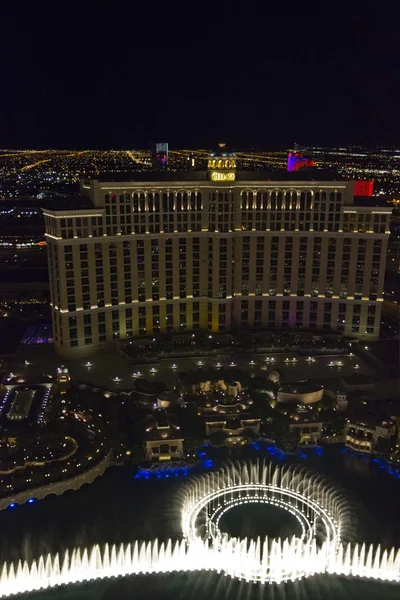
left=43, top=150, right=391, bottom=357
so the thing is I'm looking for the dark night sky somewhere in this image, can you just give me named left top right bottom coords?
left=1, top=2, right=399, bottom=149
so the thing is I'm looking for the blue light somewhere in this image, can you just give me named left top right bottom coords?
left=27, top=498, right=36, bottom=504
left=7, top=503, right=16, bottom=509
left=135, top=462, right=196, bottom=481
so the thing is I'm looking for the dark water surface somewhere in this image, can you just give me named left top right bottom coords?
left=1, top=446, right=400, bottom=599
left=219, top=503, right=302, bottom=540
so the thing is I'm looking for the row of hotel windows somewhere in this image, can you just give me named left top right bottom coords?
left=60, top=300, right=378, bottom=347
left=64, top=303, right=201, bottom=346
left=51, top=188, right=346, bottom=238
left=66, top=300, right=377, bottom=322
left=57, top=279, right=382, bottom=313
left=102, top=190, right=342, bottom=212
left=61, top=290, right=380, bottom=313
left=56, top=215, right=388, bottom=239
left=240, top=191, right=341, bottom=211
left=56, top=210, right=387, bottom=232
left=58, top=236, right=382, bottom=308
left=61, top=280, right=379, bottom=311
left=62, top=235, right=383, bottom=259
left=105, top=192, right=203, bottom=212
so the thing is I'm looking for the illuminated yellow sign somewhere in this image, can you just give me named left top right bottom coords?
left=210, top=171, right=235, bottom=182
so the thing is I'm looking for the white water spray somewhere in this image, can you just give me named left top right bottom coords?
left=0, top=460, right=398, bottom=597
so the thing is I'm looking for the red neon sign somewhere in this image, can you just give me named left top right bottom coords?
left=354, top=181, right=374, bottom=196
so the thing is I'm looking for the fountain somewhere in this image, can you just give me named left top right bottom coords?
left=0, top=460, right=399, bottom=597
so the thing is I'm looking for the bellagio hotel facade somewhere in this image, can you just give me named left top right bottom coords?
left=43, top=150, right=391, bottom=357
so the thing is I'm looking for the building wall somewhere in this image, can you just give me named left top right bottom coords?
left=277, top=388, right=324, bottom=404
left=345, top=435, right=373, bottom=453
left=145, top=439, right=183, bottom=461
left=344, top=421, right=393, bottom=454
left=289, top=422, right=323, bottom=435
left=43, top=177, right=391, bottom=357
left=386, top=235, right=400, bottom=274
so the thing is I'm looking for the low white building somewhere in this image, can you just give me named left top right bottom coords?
left=144, top=419, right=184, bottom=461
left=344, top=418, right=395, bottom=454
left=277, top=381, right=323, bottom=404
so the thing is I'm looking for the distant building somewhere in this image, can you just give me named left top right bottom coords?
left=188, top=152, right=196, bottom=170
left=150, top=142, right=168, bottom=171
left=287, top=145, right=315, bottom=172
left=56, top=365, right=70, bottom=394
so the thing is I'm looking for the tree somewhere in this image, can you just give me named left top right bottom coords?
left=316, top=394, right=335, bottom=413
left=374, top=436, right=391, bottom=455
left=249, top=376, right=277, bottom=396
left=280, top=431, right=301, bottom=452
left=208, top=431, right=227, bottom=447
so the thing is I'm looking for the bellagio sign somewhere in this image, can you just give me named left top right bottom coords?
left=210, top=171, right=236, bottom=182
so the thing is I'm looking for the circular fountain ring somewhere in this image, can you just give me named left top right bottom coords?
left=181, top=461, right=350, bottom=583
left=0, top=460, right=398, bottom=596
